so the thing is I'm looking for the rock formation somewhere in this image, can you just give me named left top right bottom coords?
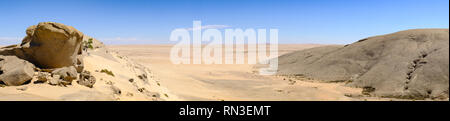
left=0, top=22, right=94, bottom=87
left=278, top=29, right=449, bottom=99
left=1, top=22, right=84, bottom=70
left=0, top=22, right=171, bottom=101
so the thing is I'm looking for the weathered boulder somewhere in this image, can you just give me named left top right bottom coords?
left=0, top=22, right=107, bottom=88
left=78, top=71, right=96, bottom=88
left=0, top=22, right=84, bottom=70
left=23, top=22, right=84, bottom=69
left=52, top=66, right=78, bottom=84
left=278, top=29, right=449, bottom=99
left=0, top=56, right=35, bottom=86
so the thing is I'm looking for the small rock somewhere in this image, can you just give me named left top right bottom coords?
left=362, top=87, right=376, bottom=95
left=164, top=93, right=169, bottom=98
left=126, top=92, right=134, bottom=97
left=149, top=92, right=161, bottom=98
left=49, top=75, right=62, bottom=86
left=35, top=72, right=51, bottom=83
left=16, top=86, right=28, bottom=91
left=75, top=56, right=84, bottom=73
left=111, top=86, right=121, bottom=95
left=77, top=71, right=96, bottom=88
left=105, top=80, right=114, bottom=85
left=52, top=66, right=77, bottom=85
left=138, top=88, right=146, bottom=93
left=138, top=74, right=148, bottom=81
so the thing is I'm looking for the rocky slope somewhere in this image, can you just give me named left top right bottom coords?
left=0, top=22, right=176, bottom=101
left=278, top=29, right=449, bottom=100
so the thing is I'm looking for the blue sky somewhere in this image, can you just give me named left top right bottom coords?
left=0, top=0, right=448, bottom=45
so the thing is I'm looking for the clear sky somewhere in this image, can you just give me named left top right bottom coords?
left=0, top=0, right=448, bottom=45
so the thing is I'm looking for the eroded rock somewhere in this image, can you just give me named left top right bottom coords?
left=23, top=22, right=84, bottom=69
left=0, top=56, right=35, bottom=86
left=52, top=66, right=78, bottom=84
left=48, top=75, right=62, bottom=86
left=0, top=22, right=89, bottom=87
left=0, top=22, right=85, bottom=70
left=77, top=71, right=96, bottom=88
left=35, top=72, right=51, bottom=83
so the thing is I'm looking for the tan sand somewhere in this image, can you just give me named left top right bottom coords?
left=1, top=44, right=411, bottom=101
left=108, top=44, right=396, bottom=101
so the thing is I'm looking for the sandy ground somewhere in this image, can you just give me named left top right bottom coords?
left=108, top=44, right=395, bottom=101
left=0, top=44, right=414, bottom=101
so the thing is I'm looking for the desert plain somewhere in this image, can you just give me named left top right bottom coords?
left=108, top=44, right=409, bottom=101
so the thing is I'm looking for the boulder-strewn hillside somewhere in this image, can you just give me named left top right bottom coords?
left=278, top=29, right=449, bottom=100
left=0, top=22, right=176, bottom=101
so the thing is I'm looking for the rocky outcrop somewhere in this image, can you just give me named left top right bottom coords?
left=278, top=29, right=449, bottom=99
left=0, top=22, right=84, bottom=70
left=0, top=22, right=169, bottom=101
left=0, top=56, right=35, bottom=86
left=0, top=22, right=95, bottom=87
left=23, top=22, right=84, bottom=69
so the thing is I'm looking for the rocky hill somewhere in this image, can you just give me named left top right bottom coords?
left=278, top=29, right=449, bottom=100
left=0, top=22, right=176, bottom=101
